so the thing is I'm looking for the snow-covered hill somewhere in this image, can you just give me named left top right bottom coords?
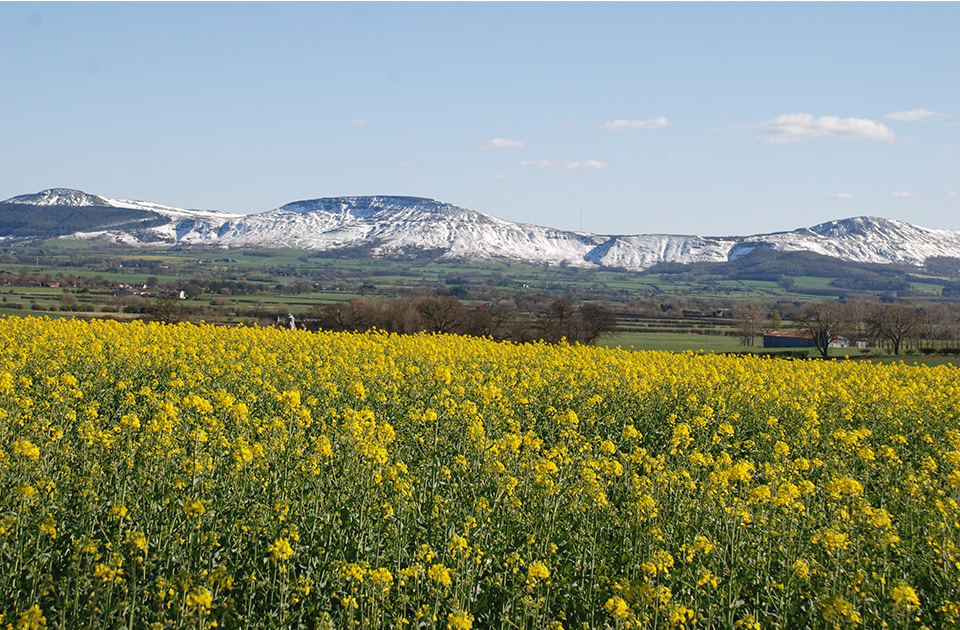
left=730, top=217, right=960, bottom=267
left=1, top=188, right=243, bottom=244
left=4, top=188, right=960, bottom=271
left=215, top=196, right=608, bottom=264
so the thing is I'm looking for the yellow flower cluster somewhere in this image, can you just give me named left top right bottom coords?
left=1, top=316, right=959, bottom=629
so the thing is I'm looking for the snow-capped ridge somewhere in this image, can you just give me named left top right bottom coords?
left=3, top=188, right=242, bottom=220
left=5, top=188, right=113, bottom=207
left=4, top=189, right=960, bottom=271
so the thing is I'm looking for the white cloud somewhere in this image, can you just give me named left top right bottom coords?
left=598, top=117, right=671, bottom=131
left=885, top=108, right=947, bottom=122
left=521, top=159, right=608, bottom=171
left=891, top=191, right=925, bottom=198
left=352, top=118, right=367, bottom=127
left=948, top=189, right=959, bottom=197
left=758, top=113, right=895, bottom=143
left=666, top=153, right=677, bottom=159
left=395, top=161, right=416, bottom=169
left=481, top=138, right=524, bottom=151
left=830, top=192, right=855, bottom=200
left=494, top=174, right=510, bottom=180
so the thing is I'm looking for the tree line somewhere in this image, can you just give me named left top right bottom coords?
left=734, top=299, right=960, bottom=358
left=296, top=296, right=616, bottom=345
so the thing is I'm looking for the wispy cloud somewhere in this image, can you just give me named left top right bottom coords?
left=758, top=113, right=895, bottom=143
left=597, top=117, right=671, bottom=131
left=352, top=118, right=367, bottom=127
left=494, top=174, right=510, bottom=180
left=395, top=161, right=416, bottom=169
left=481, top=138, right=524, bottom=151
left=891, top=191, right=926, bottom=198
left=521, top=159, right=608, bottom=171
left=886, top=108, right=949, bottom=122
left=830, top=192, right=855, bottom=200
left=948, top=190, right=959, bottom=197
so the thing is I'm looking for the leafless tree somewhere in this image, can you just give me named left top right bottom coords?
left=922, top=303, right=958, bottom=348
left=416, top=296, right=467, bottom=334
left=799, top=301, right=844, bottom=359
left=867, top=302, right=922, bottom=355
left=150, top=296, right=185, bottom=324
left=734, top=301, right=765, bottom=347
left=313, top=302, right=352, bottom=331
left=840, top=299, right=871, bottom=344
left=537, top=299, right=615, bottom=345
left=539, top=299, right=577, bottom=343
left=579, top=303, right=617, bottom=344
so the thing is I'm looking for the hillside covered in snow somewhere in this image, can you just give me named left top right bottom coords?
left=3, top=188, right=960, bottom=272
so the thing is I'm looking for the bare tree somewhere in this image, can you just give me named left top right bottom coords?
left=734, top=301, right=765, bottom=347
left=538, top=299, right=577, bottom=343
left=313, top=302, right=353, bottom=331
left=799, top=301, right=844, bottom=359
left=922, top=303, right=958, bottom=348
left=579, top=303, right=616, bottom=344
left=382, top=298, right=424, bottom=334
left=840, top=299, right=871, bottom=345
left=150, top=297, right=185, bottom=324
left=349, top=298, right=383, bottom=331
left=537, top=300, right=615, bottom=345
left=769, top=310, right=783, bottom=334
left=416, top=296, right=467, bottom=334
left=868, top=302, right=922, bottom=355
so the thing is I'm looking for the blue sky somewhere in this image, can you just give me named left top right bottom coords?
left=1, top=2, right=958, bottom=236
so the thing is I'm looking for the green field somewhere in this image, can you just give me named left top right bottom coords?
left=5, top=239, right=954, bottom=307
left=599, top=332, right=747, bottom=353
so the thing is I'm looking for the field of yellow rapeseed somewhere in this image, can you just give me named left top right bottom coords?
left=2, top=316, right=960, bottom=629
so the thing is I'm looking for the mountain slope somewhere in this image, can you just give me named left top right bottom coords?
left=731, top=217, right=960, bottom=267
left=0, top=188, right=243, bottom=243
left=216, top=196, right=608, bottom=263
left=3, top=188, right=960, bottom=271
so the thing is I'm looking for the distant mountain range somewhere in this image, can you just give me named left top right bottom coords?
left=3, top=188, right=960, bottom=272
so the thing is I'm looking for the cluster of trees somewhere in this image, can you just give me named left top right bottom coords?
left=302, top=296, right=615, bottom=345
left=745, top=299, right=960, bottom=358
left=796, top=300, right=950, bottom=358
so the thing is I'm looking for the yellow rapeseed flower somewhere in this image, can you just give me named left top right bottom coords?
left=268, top=538, right=294, bottom=561
left=604, top=596, right=630, bottom=620
left=183, top=498, right=205, bottom=517
left=447, top=610, right=473, bottom=630
left=528, top=561, right=550, bottom=580
left=12, top=438, right=39, bottom=460
left=427, top=563, right=452, bottom=587
left=186, top=586, right=213, bottom=609
left=892, top=581, right=921, bottom=611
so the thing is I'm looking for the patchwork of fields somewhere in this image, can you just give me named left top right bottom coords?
left=2, top=317, right=960, bottom=628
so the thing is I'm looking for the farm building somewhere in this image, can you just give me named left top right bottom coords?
left=763, top=331, right=817, bottom=348
left=763, top=331, right=861, bottom=349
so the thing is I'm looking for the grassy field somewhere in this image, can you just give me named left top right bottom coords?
left=4, top=239, right=953, bottom=307
left=598, top=332, right=745, bottom=353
